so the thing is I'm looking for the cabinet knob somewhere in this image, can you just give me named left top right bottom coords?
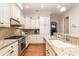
left=11, top=46, right=13, bottom=48
left=46, top=50, right=49, bottom=54
left=10, top=50, right=14, bottom=54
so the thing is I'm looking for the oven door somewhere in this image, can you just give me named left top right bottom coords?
left=20, top=37, right=26, bottom=53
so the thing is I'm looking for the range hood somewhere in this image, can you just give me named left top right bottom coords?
left=10, top=18, right=21, bottom=27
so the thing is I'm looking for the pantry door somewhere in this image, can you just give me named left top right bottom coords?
left=64, top=16, right=69, bottom=33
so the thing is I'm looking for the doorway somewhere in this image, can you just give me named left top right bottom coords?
left=64, top=16, right=69, bottom=33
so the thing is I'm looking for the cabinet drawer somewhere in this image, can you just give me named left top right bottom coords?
left=48, top=46, right=56, bottom=56
left=46, top=42, right=56, bottom=56
left=0, top=45, right=12, bottom=56
left=0, top=41, right=18, bottom=56
left=2, top=50, right=14, bottom=56
left=10, top=41, right=18, bottom=56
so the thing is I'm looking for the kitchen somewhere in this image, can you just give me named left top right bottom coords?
left=0, top=3, right=79, bottom=56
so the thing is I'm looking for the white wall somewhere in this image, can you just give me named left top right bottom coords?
left=61, top=4, right=79, bottom=35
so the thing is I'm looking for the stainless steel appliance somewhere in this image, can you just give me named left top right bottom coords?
left=4, top=36, right=26, bottom=55
left=51, top=22, right=57, bottom=35
left=19, top=37, right=26, bottom=55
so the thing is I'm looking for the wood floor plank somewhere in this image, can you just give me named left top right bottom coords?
left=24, top=44, right=45, bottom=56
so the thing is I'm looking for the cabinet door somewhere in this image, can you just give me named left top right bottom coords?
left=46, top=41, right=56, bottom=56
left=24, top=17, right=31, bottom=29
left=29, top=35, right=37, bottom=43
left=35, top=19, right=40, bottom=29
left=0, top=45, right=12, bottom=56
left=11, top=4, right=19, bottom=19
left=40, top=17, right=50, bottom=39
left=11, top=41, right=18, bottom=56
left=31, top=19, right=40, bottom=29
left=31, top=19, right=36, bottom=29
left=0, top=41, right=18, bottom=56
left=10, top=4, right=22, bottom=24
left=36, top=35, right=44, bottom=43
left=0, top=3, right=10, bottom=27
left=26, top=35, right=30, bottom=48
left=29, top=35, right=43, bottom=43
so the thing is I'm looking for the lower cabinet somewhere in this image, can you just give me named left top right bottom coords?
left=45, top=40, right=57, bottom=56
left=29, top=35, right=44, bottom=44
left=0, top=41, right=18, bottom=56
left=25, top=35, right=30, bottom=48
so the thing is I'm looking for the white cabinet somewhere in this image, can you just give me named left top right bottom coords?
left=10, top=41, right=18, bottom=56
left=0, top=41, right=18, bottom=56
left=40, top=17, right=50, bottom=39
left=10, top=4, right=20, bottom=19
left=24, top=17, right=40, bottom=29
left=24, top=17, right=31, bottom=29
left=45, top=40, right=56, bottom=56
left=0, top=3, right=10, bottom=27
left=24, top=16, right=50, bottom=43
left=31, top=19, right=40, bottom=29
left=25, top=35, right=30, bottom=48
left=0, top=3, right=24, bottom=27
left=29, top=35, right=44, bottom=43
left=10, top=4, right=24, bottom=26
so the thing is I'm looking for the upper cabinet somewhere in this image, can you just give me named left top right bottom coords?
left=31, top=19, right=40, bottom=29
left=24, top=16, right=40, bottom=29
left=23, top=17, right=31, bottom=29
left=40, top=17, right=50, bottom=37
left=0, top=3, right=11, bottom=27
left=10, top=4, right=20, bottom=19
left=10, top=4, right=24, bottom=26
left=0, top=3, right=24, bottom=27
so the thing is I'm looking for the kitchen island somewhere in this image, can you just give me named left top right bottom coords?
left=44, top=36, right=79, bottom=56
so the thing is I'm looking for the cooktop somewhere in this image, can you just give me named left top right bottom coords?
left=4, top=36, right=24, bottom=39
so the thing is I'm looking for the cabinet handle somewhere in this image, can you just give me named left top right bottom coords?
left=46, top=50, right=49, bottom=54
left=11, top=46, right=13, bottom=48
left=10, top=50, right=14, bottom=54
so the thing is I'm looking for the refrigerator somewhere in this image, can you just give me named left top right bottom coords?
left=51, top=22, right=57, bottom=35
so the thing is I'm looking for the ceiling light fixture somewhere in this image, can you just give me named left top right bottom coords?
left=26, top=5, right=30, bottom=8
left=60, top=7, right=66, bottom=12
left=57, top=5, right=61, bottom=8
left=41, top=5, right=44, bottom=8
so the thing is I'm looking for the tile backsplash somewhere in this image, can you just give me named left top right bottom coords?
left=53, top=33, right=79, bottom=46
left=0, top=28, right=22, bottom=40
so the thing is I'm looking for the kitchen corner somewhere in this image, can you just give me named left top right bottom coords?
left=0, top=27, right=29, bottom=56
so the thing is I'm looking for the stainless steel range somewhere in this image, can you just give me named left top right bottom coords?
left=4, top=36, right=26, bottom=55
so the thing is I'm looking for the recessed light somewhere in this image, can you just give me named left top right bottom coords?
left=26, top=5, right=29, bottom=8
left=57, top=5, right=61, bottom=8
left=41, top=5, right=44, bottom=8
left=60, top=7, right=66, bottom=12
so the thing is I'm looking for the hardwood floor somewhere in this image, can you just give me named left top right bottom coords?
left=23, top=43, right=45, bottom=56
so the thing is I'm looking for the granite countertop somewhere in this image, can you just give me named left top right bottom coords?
left=57, top=33, right=79, bottom=38
left=44, top=36, right=79, bottom=56
left=0, top=40, right=18, bottom=50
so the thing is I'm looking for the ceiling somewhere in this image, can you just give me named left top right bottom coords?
left=21, top=3, right=76, bottom=16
